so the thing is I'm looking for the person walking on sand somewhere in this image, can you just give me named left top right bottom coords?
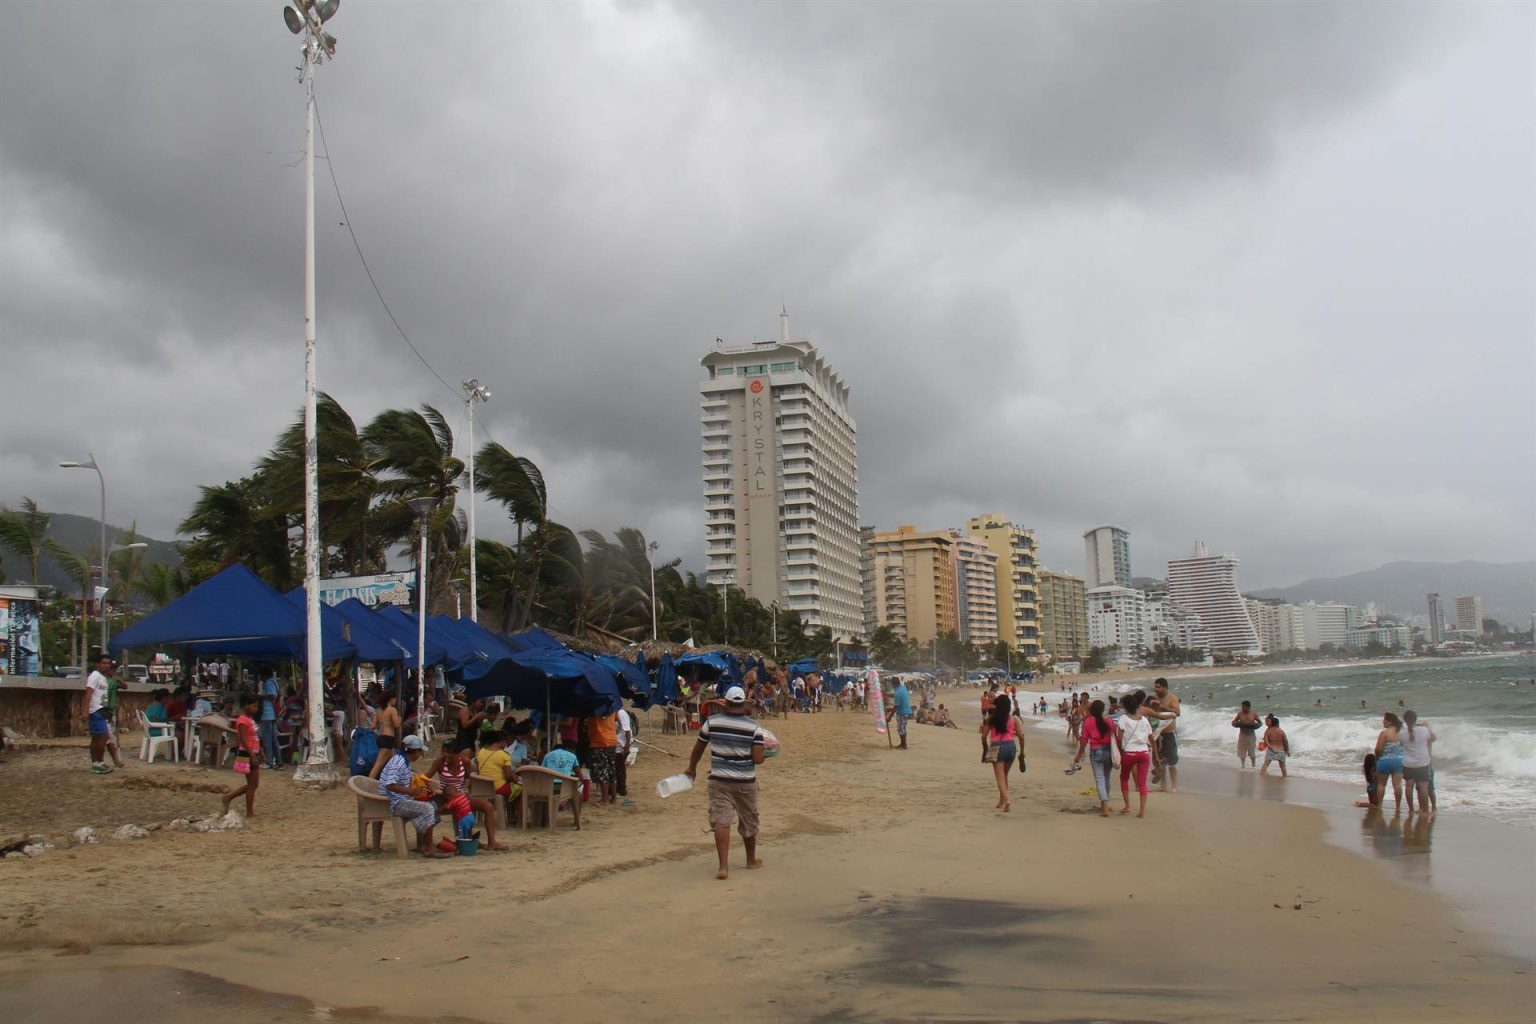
left=222, top=694, right=262, bottom=818
left=1260, top=716, right=1289, bottom=777
left=1070, top=699, right=1117, bottom=817
left=1147, top=678, right=1182, bottom=792
left=1232, top=701, right=1262, bottom=769
left=684, top=685, right=766, bottom=880
left=1399, top=710, right=1435, bottom=815
left=980, top=694, right=1020, bottom=812
left=368, top=692, right=402, bottom=779
left=1115, top=691, right=1153, bottom=818
left=1374, top=712, right=1406, bottom=811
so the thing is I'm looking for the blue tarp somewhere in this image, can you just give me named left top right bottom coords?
left=111, top=563, right=356, bottom=662
left=504, top=627, right=568, bottom=653
left=377, top=606, right=475, bottom=668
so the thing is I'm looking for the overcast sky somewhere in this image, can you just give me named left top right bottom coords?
left=2, top=1, right=1532, bottom=593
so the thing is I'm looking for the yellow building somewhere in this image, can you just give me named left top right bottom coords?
left=867, top=525, right=957, bottom=645
left=965, top=513, right=1040, bottom=658
left=1037, top=569, right=1088, bottom=660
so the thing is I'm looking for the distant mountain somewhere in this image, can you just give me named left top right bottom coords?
left=0, top=511, right=182, bottom=594
left=1248, top=560, right=1536, bottom=626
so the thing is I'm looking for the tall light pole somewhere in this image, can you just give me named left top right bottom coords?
left=282, top=0, right=340, bottom=773
left=449, top=577, right=468, bottom=619
left=106, top=541, right=148, bottom=640
left=771, top=602, right=778, bottom=660
left=717, top=573, right=735, bottom=646
left=648, top=540, right=660, bottom=641
left=407, top=497, right=436, bottom=740
left=461, top=379, right=490, bottom=623
left=58, top=455, right=108, bottom=653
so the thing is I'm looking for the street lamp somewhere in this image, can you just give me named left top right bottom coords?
left=717, top=573, right=736, bottom=646
left=461, top=378, right=490, bottom=623
left=107, top=541, right=148, bottom=641
left=281, top=0, right=341, bottom=774
left=449, top=577, right=468, bottom=619
left=58, top=455, right=109, bottom=653
left=407, top=496, right=437, bottom=740
left=648, top=540, right=660, bottom=641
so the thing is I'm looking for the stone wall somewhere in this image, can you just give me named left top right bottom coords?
left=0, top=678, right=155, bottom=739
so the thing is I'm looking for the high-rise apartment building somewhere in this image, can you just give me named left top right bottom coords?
left=858, top=525, right=877, bottom=640
left=1083, top=525, right=1132, bottom=589
left=1165, top=542, right=1262, bottom=656
left=1426, top=593, right=1445, bottom=646
left=950, top=532, right=1000, bottom=647
left=966, top=513, right=1040, bottom=658
left=1454, top=595, right=1484, bottom=635
left=1244, top=598, right=1282, bottom=655
left=1146, top=594, right=1208, bottom=653
left=866, top=526, right=958, bottom=645
left=1086, top=584, right=1147, bottom=666
left=1300, top=601, right=1359, bottom=650
left=1037, top=569, right=1088, bottom=661
left=699, top=314, right=862, bottom=638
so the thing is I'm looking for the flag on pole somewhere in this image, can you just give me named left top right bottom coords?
left=867, top=669, right=886, bottom=735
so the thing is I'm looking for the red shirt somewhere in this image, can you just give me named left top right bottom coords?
left=235, top=714, right=259, bottom=755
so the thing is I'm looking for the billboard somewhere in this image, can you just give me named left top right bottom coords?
left=316, top=572, right=415, bottom=608
left=0, top=597, right=42, bottom=676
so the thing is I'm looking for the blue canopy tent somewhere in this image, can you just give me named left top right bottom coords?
left=596, top=654, right=651, bottom=705
left=787, top=657, right=819, bottom=677
left=376, top=606, right=476, bottom=669
left=329, top=598, right=447, bottom=667
left=461, top=647, right=622, bottom=718
left=676, top=651, right=737, bottom=697
left=652, top=653, right=679, bottom=705
left=283, top=589, right=400, bottom=665
left=111, top=563, right=356, bottom=662
left=503, top=627, right=568, bottom=653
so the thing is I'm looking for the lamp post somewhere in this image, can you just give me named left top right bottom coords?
left=280, top=0, right=341, bottom=773
left=106, top=541, right=148, bottom=642
left=58, top=455, right=109, bottom=653
left=771, top=602, right=778, bottom=659
left=461, top=379, right=490, bottom=623
left=449, top=577, right=468, bottom=619
left=648, top=540, right=660, bottom=641
left=407, top=497, right=436, bottom=740
left=717, top=573, right=735, bottom=646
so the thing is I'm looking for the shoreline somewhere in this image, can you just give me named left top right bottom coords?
left=2, top=704, right=1531, bottom=1022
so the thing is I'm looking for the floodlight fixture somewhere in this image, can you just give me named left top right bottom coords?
left=283, top=5, right=303, bottom=33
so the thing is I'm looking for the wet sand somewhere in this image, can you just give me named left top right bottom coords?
left=2, top=701, right=1531, bottom=1023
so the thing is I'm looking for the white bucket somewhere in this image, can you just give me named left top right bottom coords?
left=656, top=773, right=694, bottom=798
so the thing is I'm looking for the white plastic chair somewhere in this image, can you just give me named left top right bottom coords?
left=136, top=710, right=180, bottom=763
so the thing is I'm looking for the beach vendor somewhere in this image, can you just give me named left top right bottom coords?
left=685, top=685, right=766, bottom=880
left=378, top=735, right=449, bottom=858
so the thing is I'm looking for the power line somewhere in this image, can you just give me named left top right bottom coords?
left=312, top=94, right=461, bottom=403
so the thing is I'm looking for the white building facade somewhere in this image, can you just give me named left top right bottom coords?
left=1086, top=584, right=1148, bottom=666
left=700, top=315, right=863, bottom=638
left=1165, top=543, right=1262, bottom=657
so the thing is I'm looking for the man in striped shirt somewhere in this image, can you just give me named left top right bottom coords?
left=685, top=685, right=766, bottom=880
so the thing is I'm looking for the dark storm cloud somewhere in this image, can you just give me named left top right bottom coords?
left=1, top=1, right=1530, bottom=592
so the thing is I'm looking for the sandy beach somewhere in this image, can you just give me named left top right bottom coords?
left=2, top=695, right=1531, bottom=1023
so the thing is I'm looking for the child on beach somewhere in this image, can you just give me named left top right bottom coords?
left=1114, top=692, right=1152, bottom=818
left=222, top=694, right=261, bottom=818
left=1354, top=753, right=1380, bottom=808
left=1260, top=716, right=1289, bottom=777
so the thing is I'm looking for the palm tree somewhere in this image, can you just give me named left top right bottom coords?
left=258, top=393, right=381, bottom=575
left=135, top=562, right=186, bottom=609
left=0, top=497, right=53, bottom=584
left=362, top=405, right=464, bottom=614
left=178, top=475, right=295, bottom=590
left=473, top=441, right=547, bottom=625
left=44, top=538, right=95, bottom=664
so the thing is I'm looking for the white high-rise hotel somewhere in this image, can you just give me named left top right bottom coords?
left=1166, top=542, right=1262, bottom=656
left=699, top=314, right=863, bottom=638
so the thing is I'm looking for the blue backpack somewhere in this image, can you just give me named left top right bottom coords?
left=349, top=728, right=378, bottom=777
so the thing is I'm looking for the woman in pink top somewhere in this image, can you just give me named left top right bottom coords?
left=222, top=694, right=261, bottom=818
left=979, top=697, right=1019, bottom=812
left=1070, top=699, right=1117, bottom=817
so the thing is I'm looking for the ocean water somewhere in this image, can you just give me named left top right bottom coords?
left=1032, top=654, right=1536, bottom=828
